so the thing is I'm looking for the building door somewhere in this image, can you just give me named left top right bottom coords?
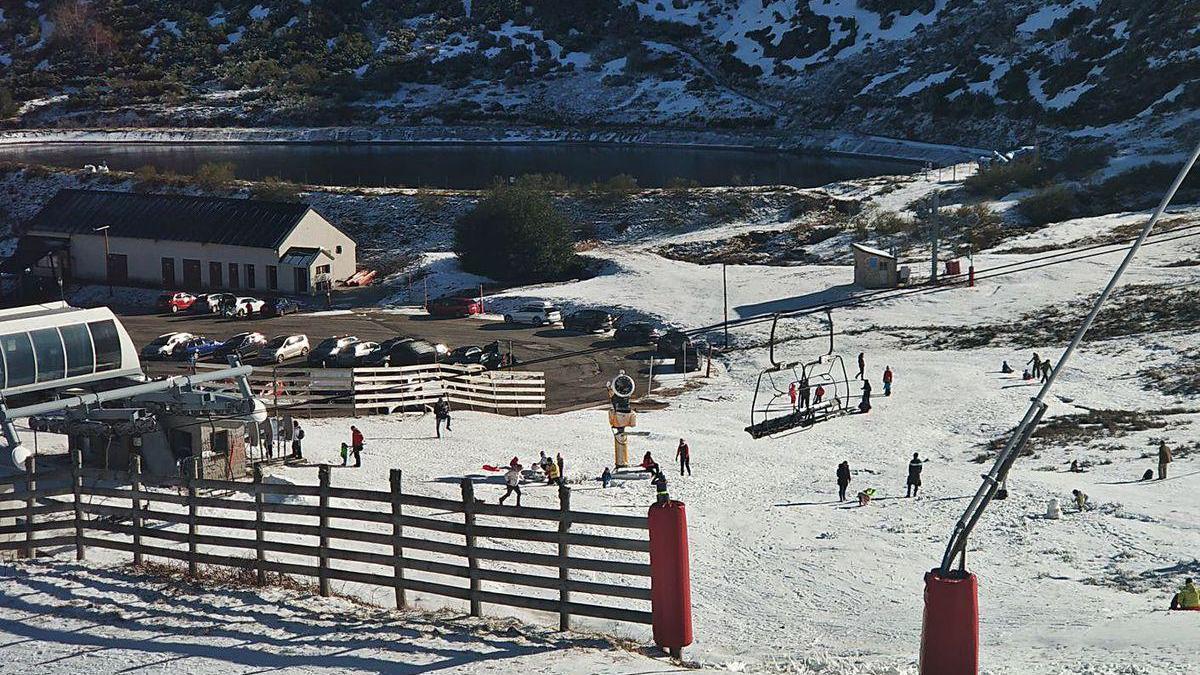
left=266, top=265, right=278, bottom=291
left=294, top=267, right=308, bottom=294
left=182, top=259, right=202, bottom=289
left=209, top=262, right=223, bottom=288
left=245, top=264, right=256, bottom=289
left=106, top=253, right=128, bottom=287
left=228, top=263, right=239, bottom=289
left=161, top=258, right=175, bottom=287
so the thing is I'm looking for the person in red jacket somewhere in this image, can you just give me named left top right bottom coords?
left=882, top=366, right=894, bottom=396
left=350, top=425, right=364, bottom=468
left=676, top=438, right=691, bottom=476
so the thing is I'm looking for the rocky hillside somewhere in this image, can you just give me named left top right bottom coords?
left=0, top=1, right=1196, bottom=154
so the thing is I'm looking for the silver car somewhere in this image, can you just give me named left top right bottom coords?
left=258, top=334, right=310, bottom=364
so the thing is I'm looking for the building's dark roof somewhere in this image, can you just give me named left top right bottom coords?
left=279, top=247, right=331, bottom=267
left=26, top=189, right=317, bottom=249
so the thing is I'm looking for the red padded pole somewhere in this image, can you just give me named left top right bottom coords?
left=648, top=500, right=692, bottom=657
left=920, top=569, right=979, bottom=675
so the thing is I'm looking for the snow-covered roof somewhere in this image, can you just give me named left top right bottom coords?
left=850, top=242, right=894, bottom=259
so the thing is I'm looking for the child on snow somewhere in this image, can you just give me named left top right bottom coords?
left=339, top=442, right=349, bottom=467
left=601, top=467, right=612, bottom=488
left=1072, top=489, right=1090, bottom=512
left=882, top=367, right=893, bottom=396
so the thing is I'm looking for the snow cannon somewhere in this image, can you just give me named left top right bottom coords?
left=607, top=371, right=639, bottom=468
left=920, top=568, right=978, bottom=675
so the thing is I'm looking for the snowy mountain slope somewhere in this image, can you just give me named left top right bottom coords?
left=0, top=1, right=1194, bottom=155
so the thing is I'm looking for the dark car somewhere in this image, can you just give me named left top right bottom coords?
left=614, top=321, right=663, bottom=345
left=265, top=297, right=301, bottom=317
left=449, top=345, right=484, bottom=365
left=213, top=332, right=267, bottom=361
left=564, top=309, right=615, bottom=333
left=307, top=336, right=360, bottom=366
left=176, top=336, right=223, bottom=362
left=386, top=338, right=441, bottom=367
left=357, top=337, right=413, bottom=367
left=428, top=296, right=482, bottom=318
left=656, top=330, right=709, bottom=372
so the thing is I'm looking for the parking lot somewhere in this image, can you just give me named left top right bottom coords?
left=118, top=309, right=657, bottom=413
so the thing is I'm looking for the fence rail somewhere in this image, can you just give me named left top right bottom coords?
left=1, top=453, right=651, bottom=629
left=144, top=362, right=546, bottom=416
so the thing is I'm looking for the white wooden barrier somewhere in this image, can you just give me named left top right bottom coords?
left=144, top=363, right=546, bottom=417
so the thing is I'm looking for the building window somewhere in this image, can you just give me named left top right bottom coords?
left=87, top=320, right=122, bottom=372
left=316, top=264, right=331, bottom=275
left=245, top=264, right=256, bottom=289
left=228, top=263, right=240, bottom=289
left=31, top=328, right=66, bottom=382
left=335, top=246, right=342, bottom=255
left=0, top=332, right=36, bottom=387
left=267, top=265, right=278, bottom=291
left=59, top=324, right=95, bottom=377
left=209, top=262, right=223, bottom=288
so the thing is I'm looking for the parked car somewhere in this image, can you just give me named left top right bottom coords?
left=336, top=341, right=381, bottom=367
left=196, top=293, right=236, bottom=314
left=564, top=309, right=615, bottom=333
left=386, top=338, right=441, bottom=366
left=656, top=330, right=709, bottom=372
left=614, top=321, right=663, bottom=345
left=213, top=332, right=267, bottom=361
left=176, top=336, right=223, bottom=362
left=141, top=332, right=195, bottom=360
left=157, top=291, right=197, bottom=314
left=307, top=336, right=359, bottom=366
left=428, top=296, right=482, bottom=318
left=264, top=297, right=301, bottom=317
left=504, top=301, right=562, bottom=326
left=226, top=296, right=266, bottom=319
left=258, top=334, right=310, bottom=364
left=448, top=345, right=484, bottom=365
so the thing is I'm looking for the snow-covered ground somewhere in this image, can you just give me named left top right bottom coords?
left=2, top=166, right=1198, bottom=674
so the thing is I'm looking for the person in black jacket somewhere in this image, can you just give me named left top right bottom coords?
left=434, top=396, right=451, bottom=438
left=907, top=453, right=924, bottom=497
left=836, top=461, right=851, bottom=502
left=858, top=379, right=872, bottom=413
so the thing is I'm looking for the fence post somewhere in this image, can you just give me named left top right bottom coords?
left=23, top=455, right=35, bottom=559
left=253, top=464, right=265, bottom=585
left=460, top=477, right=480, bottom=617
left=318, top=464, right=331, bottom=597
left=558, top=483, right=571, bottom=631
left=131, top=455, right=143, bottom=567
left=390, top=469, right=406, bottom=608
left=187, top=456, right=199, bottom=577
left=71, top=448, right=84, bottom=561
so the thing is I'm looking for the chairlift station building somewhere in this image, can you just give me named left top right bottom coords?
left=22, top=189, right=357, bottom=296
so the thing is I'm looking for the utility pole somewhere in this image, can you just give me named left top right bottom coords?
left=929, top=192, right=940, bottom=285
left=722, top=263, right=729, bottom=348
left=93, top=225, right=111, bottom=297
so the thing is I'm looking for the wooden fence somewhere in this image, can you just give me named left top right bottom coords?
left=1, top=452, right=652, bottom=630
left=145, top=362, right=546, bottom=417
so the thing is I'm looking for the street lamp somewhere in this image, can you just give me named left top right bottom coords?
left=93, top=225, right=111, bottom=297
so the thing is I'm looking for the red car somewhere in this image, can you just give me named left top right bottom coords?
left=157, top=291, right=197, bottom=314
left=428, top=296, right=482, bottom=318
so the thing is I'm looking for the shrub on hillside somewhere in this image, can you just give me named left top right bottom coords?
left=454, top=183, right=581, bottom=284
left=1049, top=143, right=1114, bottom=179
left=252, top=176, right=303, bottom=202
left=964, top=160, right=1042, bottom=196
left=1018, top=185, right=1081, bottom=226
left=195, top=162, right=237, bottom=190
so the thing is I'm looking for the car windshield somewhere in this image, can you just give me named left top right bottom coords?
left=265, top=337, right=287, bottom=347
left=316, top=338, right=342, bottom=349
left=148, top=336, right=173, bottom=347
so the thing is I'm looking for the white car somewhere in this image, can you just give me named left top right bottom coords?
left=258, top=334, right=310, bottom=364
left=200, top=293, right=236, bottom=313
left=141, top=332, right=196, bottom=360
left=228, top=297, right=266, bottom=318
left=504, top=301, right=563, bottom=326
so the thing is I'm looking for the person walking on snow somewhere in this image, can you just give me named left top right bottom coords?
left=291, top=420, right=304, bottom=459
left=906, top=453, right=924, bottom=497
left=339, top=442, right=349, bottom=467
left=836, top=461, right=851, bottom=502
left=1158, top=441, right=1172, bottom=480
left=499, top=463, right=523, bottom=506
left=799, top=376, right=811, bottom=409
left=601, top=467, right=612, bottom=488
left=350, top=425, right=364, bottom=468
left=676, top=439, right=691, bottom=476
left=1040, top=360, right=1052, bottom=383
left=1170, top=578, right=1200, bottom=610
left=859, top=379, right=872, bottom=413
left=882, top=366, right=894, bottom=397
left=1028, top=352, right=1042, bottom=375
left=434, top=396, right=452, bottom=438
left=789, top=381, right=798, bottom=410
left=856, top=352, right=866, bottom=380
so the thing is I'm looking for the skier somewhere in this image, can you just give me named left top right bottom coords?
left=1040, top=359, right=1052, bottom=383
left=882, top=366, right=894, bottom=397
left=676, top=438, right=691, bottom=476
left=813, top=384, right=825, bottom=405
left=1071, top=489, right=1089, bottom=512
left=1027, top=352, right=1042, bottom=375
left=350, top=425, right=364, bottom=468
left=339, top=442, right=349, bottom=467
left=856, top=352, right=866, bottom=380
left=434, top=396, right=452, bottom=438
left=799, top=376, right=811, bottom=409
left=789, top=381, right=798, bottom=410
left=601, top=467, right=612, bottom=488
left=1001, top=360, right=1014, bottom=374
left=858, top=379, right=872, bottom=413
left=836, top=461, right=851, bottom=502
left=1169, top=578, right=1200, bottom=610
left=651, top=468, right=669, bottom=505
left=857, top=487, right=876, bottom=507
left=291, top=420, right=304, bottom=459
left=1158, top=441, right=1172, bottom=480
left=556, top=452, right=565, bottom=481
left=906, top=453, right=923, bottom=497
left=499, top=463, right=522, bottom=506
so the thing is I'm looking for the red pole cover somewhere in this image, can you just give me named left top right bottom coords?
left=648, top=500, right=693, bottom=650
left=920, top=569, right=979, bottom=675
